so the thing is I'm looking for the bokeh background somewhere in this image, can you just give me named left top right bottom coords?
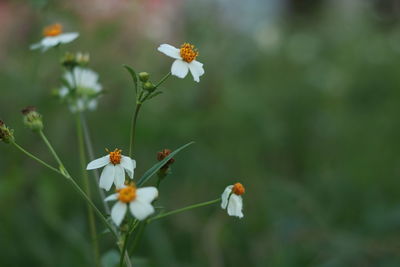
left=2, top=0, right=400, bottom=266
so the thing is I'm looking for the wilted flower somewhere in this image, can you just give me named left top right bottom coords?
left=30, top=23, right=79, bottom=52
left=58, top=67, right=102, bottom=113
left=21, top=106, right=43, bottom=131
left=0, top=120, right=14, bottom=144
left=158, top=43, right=205, bottom=82
left=105, top=184, right=158, bottom=225
left=221, top=183, right=245, bottom=218
left=86, top=149, right=136, bottom=191
left=157, top=149, right=175, bottom=170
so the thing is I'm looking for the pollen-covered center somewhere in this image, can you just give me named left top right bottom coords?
left=117, top=186, right=137, bottom=203
left=232, top=183, right=245, bottom=195
left=180, top=43, right=198, bottom=63
left=109, top=149, right=122, bottom=165
left=43, top=23, right=63, bottom=37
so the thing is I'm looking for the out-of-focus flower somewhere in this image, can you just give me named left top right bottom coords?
left=86, top=149, right=136, bottom=191
left=61, top=52, right=90, bottom=69
left=221, top=183, right=245, bottom=218
left=105, top=185, right=158, bottom=225
left=58, top=67, right=102, bottom=113
left=30, top=23, right=79, bottom=52
left=21, top=106, right=43, bottom=131
left=158, top=43, right=205, bottom=82
left=0, top=119, right=14, bottom=144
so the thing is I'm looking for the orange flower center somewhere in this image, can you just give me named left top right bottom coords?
left=180, top=43, right=198, bottom=63
left=117, top=185, right=137, bottom=203
left=232, top=183, right=245, bottom=195
left=109, top=149, right=122, bottom=165
left=43, top=23, right=63, bottom=37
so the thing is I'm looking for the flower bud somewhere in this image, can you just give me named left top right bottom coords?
left=21, top=106, right=43, bottom=131
left=0, top=120, right=15, bottom=144
left=138, top=72, right=150, bottom=82
left=76, top=52, right=90, bottom=66
left=61, top=52, right=77, bottom=69
left=143, top=81, right=155, bottom=92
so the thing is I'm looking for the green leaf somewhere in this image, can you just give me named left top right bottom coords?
left=137, top=141, right=195, bottom=186
left=123, top=65, right=138, bottom=94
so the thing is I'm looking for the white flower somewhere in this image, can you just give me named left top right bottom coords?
left=221, top=183, right=245, bottom=218
left=86, top=149, right=136, bottom=191
left=105, top=185, right=158, bottom=226
left=158, top=43, right=205, bottom=82
left=58, top=67, right=102, bottom=113
left=30, top=24, right=79, bottom=52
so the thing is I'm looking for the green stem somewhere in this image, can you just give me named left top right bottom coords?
left=148, top=198, right=221, bottom=223
left=154, top=72, right=171, bottom=89
left=129, top=222, right=147, bottom=255
left=128, top=103, right=142, bottom=158
left=119, top=232, right=130, bottom=267
left=81, top=114, right=110, bottom=213
left=12, top=142, right=61, bottom=174
left=38, top=130, right=118, bottom=239
left=76, top=114, right=101, bottom=267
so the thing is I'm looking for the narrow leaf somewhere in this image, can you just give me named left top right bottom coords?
left=137, top=141, right=195, bottom=186
left=123, top=65, right=138, bottom=94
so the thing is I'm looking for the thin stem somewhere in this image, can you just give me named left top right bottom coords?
left=148, top=198, right=221, bottom=223
left=81, top=114, right=110, bottom=213
left=119, top=232, right=130, bottom=267
left=38, top=130, right=118, bottom=239
left=154, top=72, right=171, bottom=89
left=129, top=222, right=147, bottom=255
left=76, top=114, right=101, bottom=267
left=128, top=103, right=142, bottom=158
left=12, top=142, right=61, bottom=174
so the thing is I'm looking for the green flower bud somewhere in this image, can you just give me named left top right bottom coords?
left=138, top=72, right=150, bottom=82
left=61, top=52, right=78, bottom=69
left=76, top=52, right=90, bottom=66
left=0, top=120, right=15, bottom=144
left=22, top=106, right=43, bottom=132
left=143, top=81, right=155, bottom=92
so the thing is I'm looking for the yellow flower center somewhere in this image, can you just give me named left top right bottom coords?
left=180, top=43, right=198, bottom=63
left=43, top=23, right=63, bottom=37
left=109, top=149, right=122, bottom=165
left=117, top=185, right=137, bottom=203
left=232, top=183, right=245, bottom=196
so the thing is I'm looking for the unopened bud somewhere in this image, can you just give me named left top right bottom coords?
left=138, top=72, right=150, bottom=82
left=0, top=120, right=15, bottom=144
left=61, top=52, right=77, bottom=69
left=76, top=52, right=90, bottom=66
left=143, top=81, right=155, bottom=92
left=21, top=106, right=43, bottom=131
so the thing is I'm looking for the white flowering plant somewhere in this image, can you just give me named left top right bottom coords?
left=1, top=23, right=245, bottom=266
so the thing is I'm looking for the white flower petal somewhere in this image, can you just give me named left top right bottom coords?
left=99, top=164, right=115, bottom=191
left=87, top=155, right=110, bottom=170
left=41, top=36, right=60, bottom=47
left=111, top=202, right=127, bottom=226
left=221, top=185, right=233, bottom=209
left=120, top=156, right=135, bottom=178
left=114, top=165, right=126, bottom=189
left=129, top=200, right=155, bottom=221
left=104, top=193, right=118, bottom=202
left=136, top=187, right=158, bottom=203
left=171, top=60, right=189, bottom=79
left=157, top=44, right=181, bottom=59
left=58, top=32, right=79, bottom=44
left=30, top=42, right=42, bottom=50
left=188, top=60, right=205, bottom=83
left=227, top=195, right=243, bottom=218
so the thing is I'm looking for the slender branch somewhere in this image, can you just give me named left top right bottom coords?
left=148, top=198, right=221, bottom=223
left=81, top=114, right=110, bottom=213
left=128, top=103, right=142, bottom=158
left=76, top=114, right=101, bottom=267
left=12, top=142, right=61, bottom=174
left=154, top=72, right=171, bottom=89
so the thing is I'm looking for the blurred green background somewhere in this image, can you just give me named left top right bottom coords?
left=2, top=0, right=400, bottom=266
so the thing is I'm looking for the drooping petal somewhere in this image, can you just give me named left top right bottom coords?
left=104, top=193, right=118, bottom=202
left=120, top=156, right=135, bottom=178
left=171, top=60, right=189, bottom=79
left=221, top=185, right=233, bottom=209
left=157, top=44, right=181, bottom=59
left=111, top=202, right=127, bottom=226
left=30, top=42, right=42, bottom=50
left=87, top=155, right=110, bottom=170
left=99, top=164, right=115, bottom=191
left=114, top=164, right=126, bottom=189
left=136, top=187, right=158, bottom=203
left=188, top=60, right=205, bottom=82
left=129, top=200, right=155, bottom=221
left=227, top=195, right=243, bottom=218
left=58, top=32, right=79, bottom=44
